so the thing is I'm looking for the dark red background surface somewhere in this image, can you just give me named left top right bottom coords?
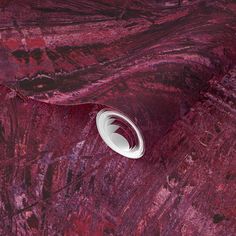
left=0, top=0, right=236, bottom=235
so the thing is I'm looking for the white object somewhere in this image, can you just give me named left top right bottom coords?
left=96, top=109, right=145, bottom=159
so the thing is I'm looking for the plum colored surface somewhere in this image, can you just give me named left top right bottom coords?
left=0, top=0, right=236, bottom=235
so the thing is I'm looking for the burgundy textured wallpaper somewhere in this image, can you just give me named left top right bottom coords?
left=0, top=0, right=236, bottom=235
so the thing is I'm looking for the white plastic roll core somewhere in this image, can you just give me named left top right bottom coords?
left=96, top=109, right=145, bottom=159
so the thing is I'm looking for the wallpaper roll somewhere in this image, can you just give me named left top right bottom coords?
left=0, top=0, right=236, bottom=235
left=1, top=0, right=236, bottom=160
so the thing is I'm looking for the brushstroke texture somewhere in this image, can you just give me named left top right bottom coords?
left=0, top=0, right=236, bottom=235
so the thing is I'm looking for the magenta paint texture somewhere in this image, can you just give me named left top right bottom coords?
left=0, top=0, right=236, bottom=235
